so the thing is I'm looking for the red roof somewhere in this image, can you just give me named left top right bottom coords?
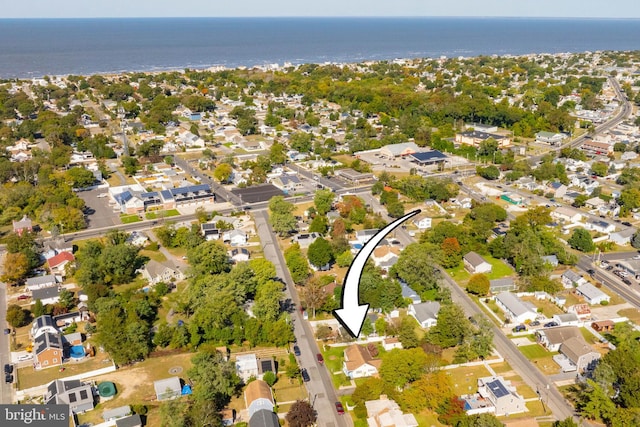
left=47, top=252, right=75, bottom=269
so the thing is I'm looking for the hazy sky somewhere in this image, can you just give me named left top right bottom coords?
left=3, top=0, right=640, bottom=19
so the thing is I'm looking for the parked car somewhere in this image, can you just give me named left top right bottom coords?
left=512, top=325, right=527, bottom=332
left=3, top=329, right=10, bottom=335
left=293, top=345, right=301, bottom=357
left=530, top=321, right=540, bottom=327
left=316, top=353, right=324, bottom=364
left=301, top=368, right=310, bottom=382
left=622, top=278, right=632, bottom=286
left=335, top=402, right=345, bottom=415
left=587, top=269, right=596, bottom=277
left=5, top=374, right=13, bottom=384
left=622, top=221, right=632, bottom=227
left=17, top=354, right=33, bottom=362
left=544, top=322, right=558, bottom=328
left=4, top=364, right=13, bottom=374
left=17, top=294, right=30, bottom=300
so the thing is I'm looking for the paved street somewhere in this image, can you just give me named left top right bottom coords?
left=254, top=209, right=351, bottom=427
left=0, top=277, right=12, bottom=404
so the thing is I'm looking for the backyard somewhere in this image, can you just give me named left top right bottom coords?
left=518, top=344, right=560, bottom=376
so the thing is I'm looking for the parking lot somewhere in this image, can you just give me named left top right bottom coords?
left=77, top=188, right=122, bottom=229
left=355, top=149, right=472, bottom=174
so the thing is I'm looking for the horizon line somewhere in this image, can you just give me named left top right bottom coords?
left=2, top=15, right=640, bottom=20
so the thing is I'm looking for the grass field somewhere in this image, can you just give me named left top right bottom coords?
left=519, top=344, right=549, bottom=360
left=618, top=307, right=640, bottom=324
left=145, top=209, right=180, bottom=220
left=521, top=296, right=564, bottom=317
left=445, top=364, right=492, bottom=397
left=485, top=256, right=515, bottom=280
left=518, top=345, right=560, bottom=375
left=139, top=249, right=167, bottom=263
left=120, top=214, right=142, bottom=224
left=19, top=354, right=114, bottom=390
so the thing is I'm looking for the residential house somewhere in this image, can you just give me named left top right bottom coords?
left=489, top=278, right=516, bottom=294
left=562, top=191, right=582, bottom=205
left=573, top=177, right=600, bottom=195
left=455, top=131, right=511, bottom=148
left=220, top=409, right=235, bottom=427
left=559, top=336, right=601, bottom=373
left=576, top=283, right=610, bottom=305
left=45, top=379, right=94, bottom=414
left=26, top=274, right=58, bottom=291
left=249, top=410, right=279, bottom=427
left=258, top=358, right=276, bottom=378
left=230, top=248, right=250, bottom=263
left=536, top=131, right=566, bottom=146
left=609, top=228, right=636, bottom=246
left=408, top=301, right=441, bottom=328
left=47, top=252, right=75, bottom=277
left=536, top=326, right=581, bottom=352
left=581, top=140, right=613, bottom=156
left=477, top=376, right=526, bottom=416
left=102, top=405, right=133, bottom=422
left=31, top=315, right=58, bottom=339
left=450, top=195, right=473, bottom=209
left=32, top=286, right=61, bottom=306
left=154, top=377, right=182, bottom=401
left=125, top=231, right=148, bottom=247
left=140, top=260, right=184, bottom=285
left=271, top=175, right=302, bottom=193
left=334, top=168, right=375, bottom=184
left=201, top=223, right=221, bottom=241
left=552, top=313, right=581, bottom=327
left=356, top=229, right=379, bottom=245
left=236, top=354, right=259, bottom=382
left=561, top=270, right=587, bottom=289
left=12, top=214, right=32, bottom=236
left=382, top=338, right=403, bottom=351
left=584, top=197, right=606, bottom=209
left=547, top=182, right=568, bottom=198
left=463, top=252, right=492, bottom=274
left=223, top=229, right=248, bottom=246
left=365, top=395, right=419, bottom=427
left=401, top=282, right=421, bottom=304
left=371, top=245, right=400, bottom=272
left=244, top=379, right=275, bottom=418
left=342, top=345, right=382, bottom=379
left=494, top=292, right=537, bottom=324
left=591, top=320, right=614, bottom=332
left=211, top=215, right=243, bottom=230
left=551, top=207, right=582, bottom=223
left=293, top=232, right=319, bottom=248
left=413, top=216, right=432, bottom=230
left=34, top=332, right=64, bottom=369
left=379, top=142, right=420, bottom=158
left=116, top=415, right=143, bottom=427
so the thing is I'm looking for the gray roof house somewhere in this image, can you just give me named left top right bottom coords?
left=542, top=255, right=559, bottom=267
left=494, top=292, right=537, bottom=324
left=559, top=336, right=601, bottom=373
left=292, top=232, right=320, bottom=248
left=609, top=227, right=636, bottom=246
left=116, top=414, right=143, bottom=427
left=408, top=301, right=440, bottom=328
left=463, top=252, right=492, bottom=274
left=103, top=406, right=132, bottom=422
left=477, top=376, right=526, bottom=416
left=489, top=278, right=516, bottom=294
left=576, top=283, right=610, bottom=305
left=154, top=377, right=182, bottom=401
left=249, top=409, right=279, bottom=427
left=31, top=315, right=58, bottom=339
left=536, top=326, right=582, bottom=352
left=45, top=379, right=94, bottom=414
left=26, top=274, right=57, bottom=291
left=401, top=282, right=421, bottom=304
left=141, top=260, right=184, bottom=285
left=561, top=270, right=587, bottom=289
left=32, top=286, right=61, bottom=305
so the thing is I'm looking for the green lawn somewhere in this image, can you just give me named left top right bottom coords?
left=485, top=256, right=515, bottom=280
left=446, top=365, right=492, bottom=397
left=120, top=214, right=141, bottom=224
left=580, top=327, right=599, bottom=345
left=447, top=263, right=470, bottom=282
left=145, top=209, right=180, bottom=220
left=519, top=344, right=550, bottom=360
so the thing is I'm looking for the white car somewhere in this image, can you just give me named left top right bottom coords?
left=17, top=354, right=33, bottom=362
left=97, top=193, right=108, bottom=198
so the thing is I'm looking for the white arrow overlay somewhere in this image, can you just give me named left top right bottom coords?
left=334, top=209, right=421, bottom=338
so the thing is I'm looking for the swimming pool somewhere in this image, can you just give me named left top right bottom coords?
left=69, top=345, right=86, bottom=360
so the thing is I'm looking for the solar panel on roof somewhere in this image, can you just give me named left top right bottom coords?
left=260, top=360, right=273, bottom=372
left=487, top=380, right=510, bottom=398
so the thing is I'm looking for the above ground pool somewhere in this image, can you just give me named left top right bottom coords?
left=69, top=345, right=86, bottom=360
left=98, top=382, right=117, bottom=398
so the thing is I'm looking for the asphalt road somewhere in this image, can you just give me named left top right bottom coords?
left=363, top=194, right=578, bottom=423
left=577, top=256, right=640, bottom=309
left=0, top=278, right=12, bottom=404
left=253, top=210, right=351, bottom=427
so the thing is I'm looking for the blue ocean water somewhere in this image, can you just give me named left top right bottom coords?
left=0, top=17, right=639, bottom=78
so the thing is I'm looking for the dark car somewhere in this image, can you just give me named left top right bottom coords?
left=622, top=278, right=632, bottom=285
left=5, top=374, right=13, bottom=384
left=530, top=321, right=541, bottom=327
left=335, top=402, right=345, bottom=415
left=301, top=368, right=310, bottom=382
left=544, top=322, right=558, bottom=328
left=3, top=329, right=10, bottom=335
left=293, top=345, right=301, bottom=357
left=622, top=221, right=632, bottom=227
left=587, top=269, right=596, bottom=277
left=4, top=364, right=13, bottom=374
left=512, top=325, right=527, bottom=333
left=317, top=353, right=324, bottom=364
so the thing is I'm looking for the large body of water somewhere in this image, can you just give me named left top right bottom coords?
left=1, top=17, right=639, bottom=78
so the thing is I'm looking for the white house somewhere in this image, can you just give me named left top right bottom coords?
left=609, top=228, right=636, bottom=246
left=463, top=252, right=492, bottom=274
left=413, top=216, right=432, bottom=230
left=576, top=283, right=610, bottom=305
left=342, top=345, right=382, bottom=379
left=32, top=287, right=61, bottom=306
left=382, top=338, right=403, bottom=351
left=230, top=248, right=250, bottom=263
left=536, top=131, right=566, bottom=146
left=559, top=336, right=601, bottom=373
left=365, top=396, right=419, bottom=427
left=477, top=376, right=526, bottom=416
left=154, top=377, right=182, bottom=401
left=223, top=229, right=248, bottom=246
left=494, top=292, right=538, bottom=324
left=30, top=315, right=58, bottom=339
left=355, top=229, right=378, bottom=245
left=585, top=220, right=616, bottom=234
left=561, top=270, right=587, bottom=289
left=408, top=301, right=441, bottom=328
left=551, top=207, right=582, bottom=223
left=536, top=326, right=582, bottom=352
left=235, top=354, right=259, bottom=382
left=26, top=275, right=58, bottom=291
left=552, top=313, right=581, bottom=327
left=140, top=260, right=184, bottom=285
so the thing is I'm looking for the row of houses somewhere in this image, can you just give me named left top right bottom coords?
left=109, top=183, right=215, bottom=214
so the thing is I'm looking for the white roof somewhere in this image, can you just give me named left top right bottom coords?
left=495, top=292, right=536, bottom=318
left=576, top=283, right=607, bottom=301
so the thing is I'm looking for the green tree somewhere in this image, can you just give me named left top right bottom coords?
left=590, top=161, right=609, bottom=177
left=268, top=196, right=297, bottom=236
left=6, top=304, right=30, bottom=328
left=33, top=299, right=46, bottom=318
left=307, top=237, right=334, bottom=269
left=187, top=240, right=232, bottom=277
left=284, top=244, right=310, bottom=284
left=391, top=243, right=440, bottom=296
left=552, top=418, right=579, bottom=427
left=66, top=167, right=96, bottom=188
left=213, top=163, right=233, bottom=183
left=631, top=231, right=640, bottom=249
left=568, top=228, right=595, bottom=252
left=263, top=371, right=277, bottom=387
left=427, top=304, right=470, bottom=348
left=314, top=189, right=335, bottom=215
left=476, top=165, right=501, bottom=180
left=187, top=350, right=241, bottom=410
left=253, top=280, right=283, bottom=323
left=467, top=274, right=490, bottom=296
left=308, top=215, right=328, bottom=235
left=249, top=258, right=277, bottom=287
left=57, top=288, right=74, bottom=311
left=399, top=316, right=420, bottom=349
left=380, top=348, right=429, bottom=389
left=300, top=276, right=326, bottom=318
left=1, top=252, right=29, bottom=284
